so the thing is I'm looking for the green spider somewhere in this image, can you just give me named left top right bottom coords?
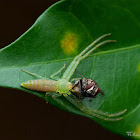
left=21, top=33, right=127, bottom=121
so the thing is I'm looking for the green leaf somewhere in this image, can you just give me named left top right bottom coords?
left=0, top=0, right=140, bottom=139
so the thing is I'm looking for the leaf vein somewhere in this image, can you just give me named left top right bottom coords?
left=0, top=45, right=139, bottom=70
left=69, top=13, right=93, bottom=40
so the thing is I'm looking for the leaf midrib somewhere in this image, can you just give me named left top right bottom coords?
left=0, top=44, right=139, bottom=70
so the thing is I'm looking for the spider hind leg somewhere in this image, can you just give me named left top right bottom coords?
left=65, top=93, right=126, bottom=121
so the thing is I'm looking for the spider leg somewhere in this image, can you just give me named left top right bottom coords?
left=76, top=33, right=112, bottom=60
left=21, top=64, right=66, bottom=80
left=62, top=34, right=116, bottom=81
left=64, top=93, right=126, bottom=121
left=21, top=70, right=49, bottom=79
left=70, top=78, right=80, bottom=83
left=50, top=64, right=66, bottom=79
left=80, top=40, right=116, bottom=60
left=45, top=92, right=71, bottom=112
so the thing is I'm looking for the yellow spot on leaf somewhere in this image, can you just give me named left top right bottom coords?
left=133, top=124, right=140, bottom=139
left=61, top=32, right=78, bottom=54
left=138, top=63, right=140, bottom=72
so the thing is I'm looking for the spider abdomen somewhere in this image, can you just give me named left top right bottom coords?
left=21, top=79, right=59, bottom=92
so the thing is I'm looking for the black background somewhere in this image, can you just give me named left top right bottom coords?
left=0, top=0, right=128, bottom=140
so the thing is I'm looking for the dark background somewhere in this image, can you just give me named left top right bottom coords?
left=0, top=0, right=127, bottom=140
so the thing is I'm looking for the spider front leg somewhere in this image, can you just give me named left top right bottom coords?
left=62, top=33, right=116, bottom=80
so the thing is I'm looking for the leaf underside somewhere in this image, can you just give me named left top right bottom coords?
left=0, top=0, right=140, bottom=139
